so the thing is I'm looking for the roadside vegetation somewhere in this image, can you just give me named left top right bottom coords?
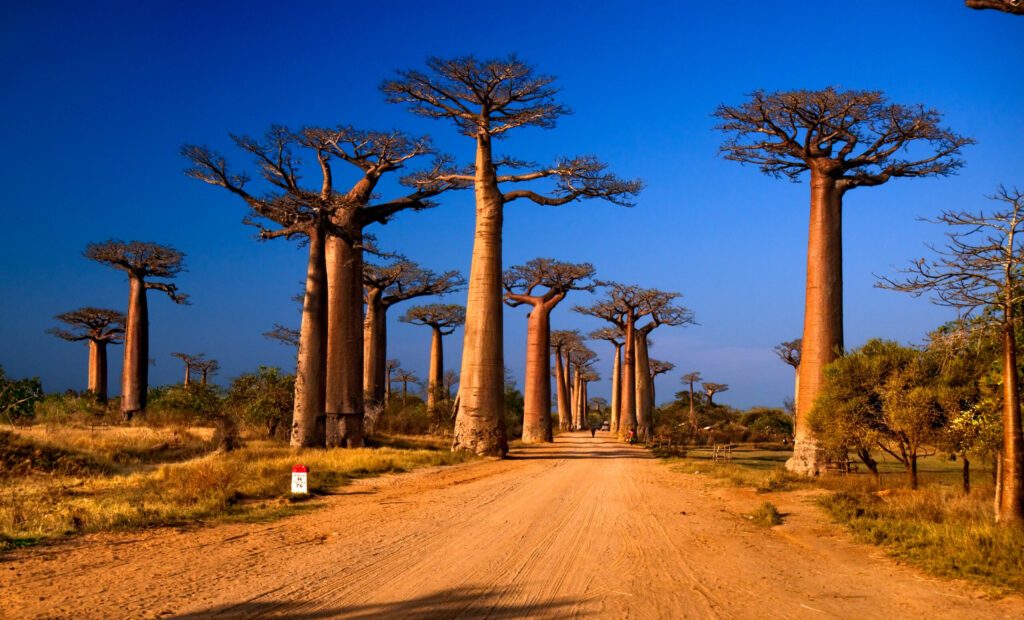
left=0, top=368, right=476, bottom=552
left=655, top=442, right=1024, bottom=592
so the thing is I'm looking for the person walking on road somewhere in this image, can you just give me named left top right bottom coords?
left=590, top=423, right=597, bottom=438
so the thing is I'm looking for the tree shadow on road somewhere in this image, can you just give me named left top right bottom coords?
left=169, top=584, right=582, bottom=619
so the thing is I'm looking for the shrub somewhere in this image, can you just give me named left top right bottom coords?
left=147, top=384, right=222, bottom=427
left=225, top=367, right=293, bottom=439
left=0, top=367, right=43, bottom=424
left=750, top=500, right=783, bottom=527
left=34, top=393, right=114, bottom=427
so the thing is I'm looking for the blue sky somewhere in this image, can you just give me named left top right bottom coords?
left=1, top=1, right=1021, bottom=409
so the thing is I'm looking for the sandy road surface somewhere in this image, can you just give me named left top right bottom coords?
left=2, top=432, right=1021, bottom=619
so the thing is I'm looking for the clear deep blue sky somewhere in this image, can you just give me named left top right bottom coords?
left=1, top=1, right=1021, bottom=409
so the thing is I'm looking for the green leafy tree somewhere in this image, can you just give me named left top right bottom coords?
left=226, top=367, right=295, bottom=439
left=810, top=340, right=946, bottom=488
left=0, top=367, right=43, bottom=424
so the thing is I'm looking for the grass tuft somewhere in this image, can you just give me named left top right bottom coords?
left=749, top=500, right=783, bottom=527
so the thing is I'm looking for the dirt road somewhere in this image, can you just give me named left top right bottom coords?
left=2, top=432, right=1021, bottom=619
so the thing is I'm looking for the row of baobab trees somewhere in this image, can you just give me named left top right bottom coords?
left=47, top=50, right=1022, bottom=525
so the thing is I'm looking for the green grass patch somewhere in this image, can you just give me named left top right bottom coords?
left=749, top=500, right=783, bottom=527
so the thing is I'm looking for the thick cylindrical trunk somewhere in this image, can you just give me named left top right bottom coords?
left=453, top=134, right=507, bottom=456
left=688, top=382, right=697, bottom=431
left=521, top=305, right=552, bottom=443
left=326, top=236, right=366, bottom=447
left=634, top=332, right=652, bottom=441
left=581, top=381, right=589, bottom=430
left=363, top=292, right=387, bottom=408
left=610, top=344, right=622, bottom=434
left=427, top=326, right=444, bottom=426
left=570, top=368, right=581, bottom=430
left=385, top=366, right=392, bottom=409
left=619, top=316, right=637, bottom=438
left=792, top=366, right=800, bottom=417
left=997, top=317, right=1024, bottom=524
left=87, top=340, right=108, bottom=403
left=555, top=346, right=569, bottom=432
left=908, top=455, right=918, bottom=490
left=201, top=370, right=208, bottom=386
left=183, top=364, right=191, bottom=388
left=787, top=169, right=844, bottom=475
left=121, top=274, right=148, bottom=418
left=291, top=226, right=328, bottom=448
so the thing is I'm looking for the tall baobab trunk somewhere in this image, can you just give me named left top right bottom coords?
left=427, top=325, right=444, bottom=425
left=998, top=307, right=1024, bottom=524
left=121, top=275, right=148, bottom=418
left=384, top=364, right=393, bottom=409
left=326, top=236, right=366, bottom=447
left=788, top=169, right=843, bottom=475
left=453, top=134, right=507, bottom=456
left=634, top=333, right=653, bottom=441
left=182, top=362, right=191, bottom=388
left=580, top=380, right=588, bottom=430
left=619, top=317, right=637, bottom=438
left=363, top=290, right=387, bottom=408
left=610, top=344, right=622, bottom=434
left=291, top=226, right=328, bottom=448
left=571, top=368, right=581, bottom=430
left=201, top=369, right=209, bottom=386
left=792, top=368, right=800, bottom=417
left=87, top=340, right=109, bottom=404
left=521, top=306, right=553, bottom=443
left=687, top=380, right=697, bottom=431
left=555, top=347, right=569, bottom=432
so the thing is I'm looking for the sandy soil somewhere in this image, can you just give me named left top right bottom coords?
left=2, top=432, right=1021, bottom=619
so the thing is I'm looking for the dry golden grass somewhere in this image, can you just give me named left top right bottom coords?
left=0, top=427, right=474, bottom=551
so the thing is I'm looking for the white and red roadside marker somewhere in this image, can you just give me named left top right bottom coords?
left=291, top=464, right=309, bottom=494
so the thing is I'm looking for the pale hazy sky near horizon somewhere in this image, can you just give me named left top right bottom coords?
left=1, top=1, right=1022, bottom=409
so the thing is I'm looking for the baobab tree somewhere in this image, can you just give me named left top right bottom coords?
left=878, top=186, right=1024, bottom=525
left=715, top=88, right=972, bottom=474
left=171, top=352, right=203, bottom=387
left=648, top=358, right=675, bottom=408
left=703, top=382, right=729, bottom=406
left=576, top=283, right=688, bottom=439
left=48, top=308, right=125, bottom=403
left=400, top=304, right=465, bottom=427
left=966, top=0, right=1024, bottom=14
left=503, top=258, right=595, bottom=443
left=393, top=368, right=420, bottom=407
left=589, top=327, right=624, bottom=434
left=193, top=358, right=219, bottom=386
left=184, top=126, right=460, bottom=449
left=579, top=369, right=600, bottom=430
left=384, top=55, right=642, bottom=456
left=385, top=359, right=401, bottom=408
left=568, top=345, right=598, bottom=431
left=680, top=371, right=702, bottom=431
left=263, top=324, right=300, bottom=348
left=364, top=260, right=464, bottom=417
left=632, top=291, right=695, bottom=440
left=551, top=330, right=583, bottom=432
left=85, top=240, right=187, bottom=419
left=774, top=339, right=801, bottom=415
